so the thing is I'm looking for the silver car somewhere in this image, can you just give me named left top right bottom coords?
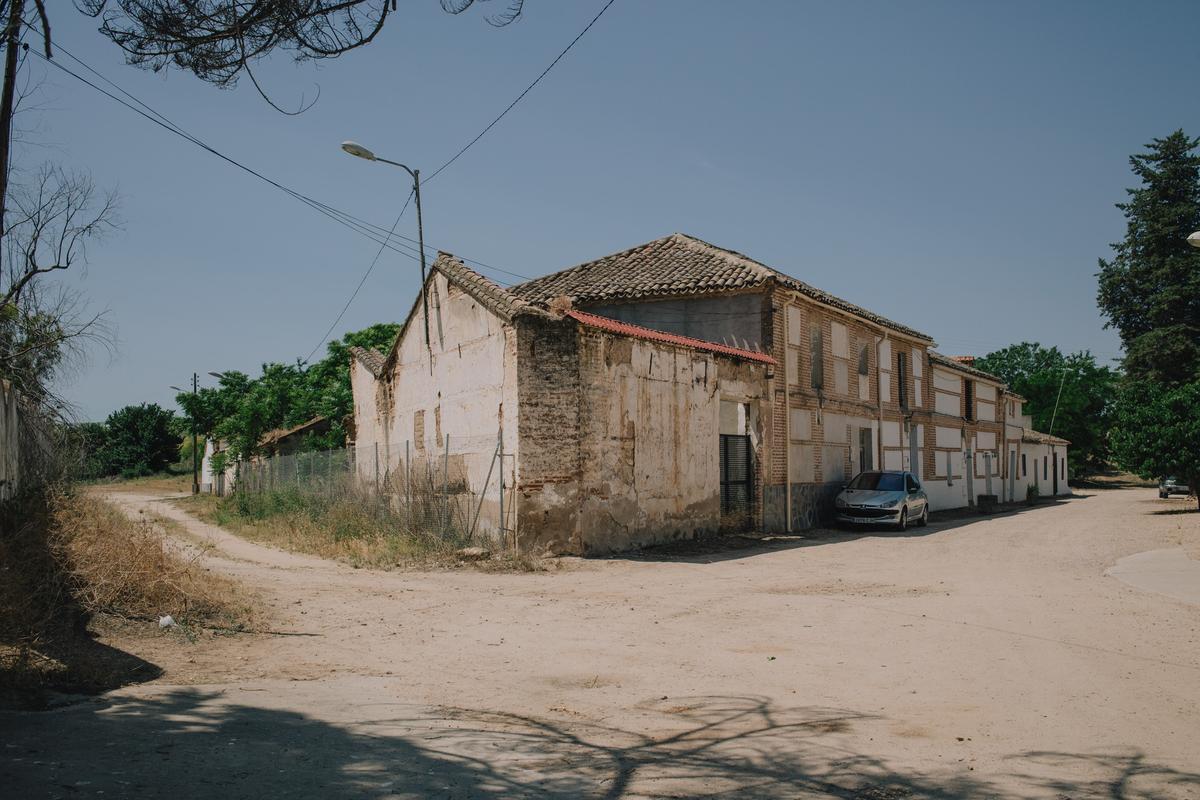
left=1159, top=476, right=1191, bottom=499
left=835, top=470, right=929, bottom=531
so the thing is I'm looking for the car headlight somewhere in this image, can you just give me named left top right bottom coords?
left=881, top=498, right=901, bottom=509
left=835, top=496, right=847, bottom=509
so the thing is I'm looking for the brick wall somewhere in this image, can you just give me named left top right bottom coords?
left=514, top=315, right=583, bottom=554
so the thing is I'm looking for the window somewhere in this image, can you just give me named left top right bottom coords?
left=1043, top=456, right=1048, bottom=480
left=1022, top=453, right=1027, bottom=477
left=858, top=344, right=871, bottom=401
left=848, top=472, right=905, bottom=491
left=897, top=352, right=908, bottom=409
left=810, top=326, right=824, bottom=391
left=964, top=380, right=975, bottom=421
left=906, top=474, right=919, bottom=493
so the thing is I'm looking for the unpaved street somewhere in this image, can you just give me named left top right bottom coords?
left=3, top=487, right=1199, bottom=798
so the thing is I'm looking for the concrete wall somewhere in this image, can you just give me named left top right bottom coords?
left=0, top=379, right=20, bottom=502
left=583, top=292, right=767, bottom=351
left=514, top=315, right=582, bottom=554
left=350, top=272, right=516, bottom=540
left=571, top=329, right=768, bottom=554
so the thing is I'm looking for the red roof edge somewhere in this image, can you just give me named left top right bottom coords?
left=566, top=309, right=776, bottom=365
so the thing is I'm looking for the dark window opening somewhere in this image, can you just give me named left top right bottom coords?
left=897, top=352, right=908, bottom=409
left=1021, top=453, right=1027, bottom=477
left=810, top=326, right=824, bottom=391
left=964, top=380, right=975, bottom=421
left=858, top=343, right=870, bottom=375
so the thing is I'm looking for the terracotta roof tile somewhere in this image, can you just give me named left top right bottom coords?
left=349, top=346, right=386, bottom=377
left=433, top=252, right=549, bottom=322
left=512, top=233, right=932, bottom=341
left=929, top=351, right=1004, bottom=383
left=567, top=309, right=776, bottom=365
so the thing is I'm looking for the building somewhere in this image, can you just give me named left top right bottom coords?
left=350, top=233, right=1068, bottom=553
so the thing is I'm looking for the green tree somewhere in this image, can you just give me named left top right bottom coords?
left=1110, top=381, right=1200, bottom=509
left=1097, top=130, right=1200, bottom=385
left=975, top=343, right=1118, bottom=475
left=99, top=403, right=179, bottom=478
left=176, top=323, right=398, bottom=460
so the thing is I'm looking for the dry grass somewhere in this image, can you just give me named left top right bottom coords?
left=91, top=471, right=194, bottom=495
left=49, top=491, right=253, bottom=627
left=176, top=492, right=556, bottom=572
left=1, top=489, right=254, bottom=705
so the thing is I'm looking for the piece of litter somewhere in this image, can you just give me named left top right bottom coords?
left=159, top=615, right=175, bottom=628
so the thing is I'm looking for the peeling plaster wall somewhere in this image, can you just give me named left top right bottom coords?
left=514, top=315, right=582, bottom=554
left=350, top=273, right=516, bottom=540
left=582, top=292, right=767, bottom=351
left=573, top=330, right=767, bottom=555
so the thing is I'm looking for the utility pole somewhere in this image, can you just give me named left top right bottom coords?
left=0, top=0, right=27, bottom=247
left=190, top=372, right=199, bottom=494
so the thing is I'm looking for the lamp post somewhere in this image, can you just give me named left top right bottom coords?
left=170, top=372, right=200, bottom=494
left=340, top=140, right=431, bottom=349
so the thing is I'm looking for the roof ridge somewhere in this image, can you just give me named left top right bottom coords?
left=511, top=233, right=684, bottom=293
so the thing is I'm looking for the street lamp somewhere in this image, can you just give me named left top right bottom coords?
left=170, top=373, right=200, bottom=495
left=1188, top=231, right=1200, bottom=248
left=340, top=140, right=431, bottom=349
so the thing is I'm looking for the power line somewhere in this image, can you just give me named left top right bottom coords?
left=31, top=41, right=530, bottom=285
left=303, top=189, right=414, bottom=364
left=422, top=0, right=618, bottom=184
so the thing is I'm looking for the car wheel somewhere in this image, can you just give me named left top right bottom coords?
left=896, top=507, right=908, bottom=532
left=919, top=505, right=929, bottom=527
left=1160, top=491, right=1167, bottom=499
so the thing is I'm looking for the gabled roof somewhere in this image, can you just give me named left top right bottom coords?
left=259, top=415, right=330, bottom=448
left=1022, top=430, right=1070, bottom=447
left=511, top=232, right=932, bottom=342
left=567, top=309, right=776, bottom=365
left=360, top=253, right=553, bottom=380
left=929, top=351, right=1004, bottom=384
left=434, top=252, right=548, bottom=323
left=348, top=346, right=386, bottom=377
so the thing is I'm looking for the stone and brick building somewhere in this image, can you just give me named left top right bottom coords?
left=349, top=233, right=1069, bottom=553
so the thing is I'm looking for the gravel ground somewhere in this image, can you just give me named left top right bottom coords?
left=2, top=486, right=1198, bottom=799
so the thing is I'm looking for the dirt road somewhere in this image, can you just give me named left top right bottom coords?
left=3, top=487, right=1199, bottom=798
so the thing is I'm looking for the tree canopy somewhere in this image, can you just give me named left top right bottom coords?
left=1097, top=130, right=1200, bottom=385
left=974, top=343, right=1117, bottom=475
left=89, top=403, right=180, bottom=478
left=1110, top=381, right=1200, bottom=509
left=176, top=323, right=398, bottom=460
left=77, top=1, right=521, bottom=90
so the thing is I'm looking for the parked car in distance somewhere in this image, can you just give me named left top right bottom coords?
left=835, top=470, right=929, bottom=531
left=1159, top=476, right=1191, bottom=499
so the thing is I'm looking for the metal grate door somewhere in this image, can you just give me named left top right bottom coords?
left=720, top=434, right=753, bottom=527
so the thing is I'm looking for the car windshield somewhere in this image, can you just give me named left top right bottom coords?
left=847, top=472, right=905, bottom=491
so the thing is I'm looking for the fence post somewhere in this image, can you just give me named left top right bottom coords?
left=498, top=425, right=505, bottom=551
left=442, top=434, right=450, bottom=538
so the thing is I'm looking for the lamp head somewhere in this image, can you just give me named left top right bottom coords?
left=1188, top=231, right=1200, bottom=249
left=341, top=141, right=377, bottom=161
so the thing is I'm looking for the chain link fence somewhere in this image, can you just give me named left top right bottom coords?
left=230, top=433, right=512, bottom=550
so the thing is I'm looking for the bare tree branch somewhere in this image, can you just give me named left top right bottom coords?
left=75, top=1, right=523, bottom=91
left=0, top=163, right=118, bottom=412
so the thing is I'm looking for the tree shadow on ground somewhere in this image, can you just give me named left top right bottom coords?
left=618, top=493, right=1094, bottom=565
left=5, top=691, right=1197, bottom=798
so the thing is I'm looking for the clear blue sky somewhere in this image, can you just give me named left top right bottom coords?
left=28, top=1, right=1200, bottom=420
